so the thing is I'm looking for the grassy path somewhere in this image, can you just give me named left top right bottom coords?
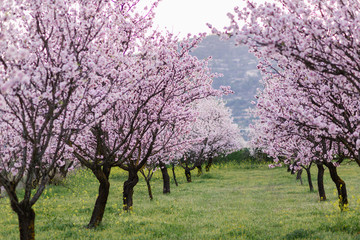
left=1, top=163, right=360, bottom=239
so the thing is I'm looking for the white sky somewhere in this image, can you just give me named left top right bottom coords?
left=153, top=0, right=245, bottom=37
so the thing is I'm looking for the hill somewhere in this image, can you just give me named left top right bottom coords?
left=190, top=35, right=262, bottom=135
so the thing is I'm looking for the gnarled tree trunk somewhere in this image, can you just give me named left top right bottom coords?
left=87, top=166, right=111, bottom=228
left=316, top=163, right=326, bottom=201
left=11, top=201, right=35, bottom=240
left=159, top=162, right=170, bottom=194
left=172, top=164, right=178, bottom=187
left=185, top=167, right=191, bottom=182
left=123, top=169, right=139, bottom=211
left=205, top=157, right=213, bottom=172
left=325, top=162, right=348, bottom=211
left=296, top=169, right=303, bottom=185
left=140, top=169, right=154, bottom=200
left=146, top=180, right=153, bottom=200
left=196, top=165, right=203, bottom=176
left=304, top=164, right=314, bottom=192
left=305, top=168, right=314, bottom=192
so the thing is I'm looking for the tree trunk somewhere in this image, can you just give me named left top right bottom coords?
left=172, top=164, right=178, bottom=187
left=296, top=169, right=303, bottom=185
left=59, top=160, right=73, bottom=178
left=326, top=163, right=348, bottom=211
left=316, top=163, right=326, bottom=201
left=196, top=165, right=203, bottom=176
left=18, top=209, right=35, bottom=240
left=205, top=157, right=213, bottom=172
left=185, top=167, right=191, bottom=182
left=146, top=180, right=153, bottom=200
left=11, top=201, right=35, bottom=240
left=140, top=169, right=153, bottom=200
left=159, top=162, right=170, bottom=194
left=87, top=166, right=111, bottom=228
left=305, top=167, right=314, bottom=192
left=123, top=169, right=139, bottom=211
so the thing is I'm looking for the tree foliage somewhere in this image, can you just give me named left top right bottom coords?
left=214, top=0, right=360, bottom=168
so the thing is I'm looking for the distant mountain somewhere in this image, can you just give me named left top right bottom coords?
left=190, top=35, right=262, bottom=134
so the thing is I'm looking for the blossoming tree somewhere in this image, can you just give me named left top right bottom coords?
left=179, top=97, right=244, bottom=182
left=0, top=0, right=158, bottom=238
left=215, top=0, right=360, bottom=209
left=68, top=29, right=226, bottom=228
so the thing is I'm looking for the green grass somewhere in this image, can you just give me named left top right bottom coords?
left=1, top=162, right=360, bottom=239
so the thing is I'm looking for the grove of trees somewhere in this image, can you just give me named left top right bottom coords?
left=215, top=0, right=360, bottom=210
left=4, top=0, right=360, bottom=239
left=0, top=1, right=241, bottom=239
left=178, top=97, right=243, bottom=182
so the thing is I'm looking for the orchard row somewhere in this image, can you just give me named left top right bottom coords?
left=214, top=0, right=360, bottom=211
left=0, top=1, right=242, bottom=239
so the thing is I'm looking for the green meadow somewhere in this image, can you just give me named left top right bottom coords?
left=1, top=163, right=360, bottom=240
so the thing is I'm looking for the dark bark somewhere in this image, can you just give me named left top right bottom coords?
left=172, top=164, right=178, bottom=187
left=18, top=208, right=35, bottom=240
left=185, top=167, right=191, bottom=182
left=159, top=162, right=170, bottom=194
left=205, top=157, right=213, bottom=172
left=305, top=167, right=314, bottom=192
left=325, top=162, right=348, bottom=211
left=296, top=169, right=303, bottom=185
left=140, top=169, right=154, bottom=200
left=146, top=180, right=153, bottom=200
left=11, top=201, right=35, bottom=240
left=87, top=166, right=111, bottom=228
left=123, top=169, right=139, bottom=211
left=196, top=165, right=203, bottom=176
left=316, top=163, right=326, bottom=201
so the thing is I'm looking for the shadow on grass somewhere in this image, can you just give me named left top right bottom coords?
left=283, top=229, right=314, bottom=239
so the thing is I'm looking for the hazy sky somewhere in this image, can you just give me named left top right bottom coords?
left=153, top=0, right=244, bottom=37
